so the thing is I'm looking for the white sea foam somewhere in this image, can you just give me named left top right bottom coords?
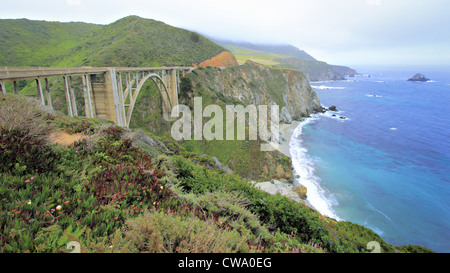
left=322, top=110, right=350, bottom=121
left=311, top=85, right=346, bottom=90
left=390, top=127, right=398, bottom=131
left=365, top=94, right=383, bottom=98
left=289, top=115, right=341, bottom=220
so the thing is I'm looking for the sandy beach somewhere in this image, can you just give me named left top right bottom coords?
left=278, top=121, right=300, bottom=159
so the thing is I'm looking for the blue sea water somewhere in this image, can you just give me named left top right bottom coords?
left=289, top=66, right=450, bottom=253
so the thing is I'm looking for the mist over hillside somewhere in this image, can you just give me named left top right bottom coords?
left=211, top=38, right=357, bottom=81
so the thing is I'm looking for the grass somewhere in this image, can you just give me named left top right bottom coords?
left=0, top=16, right=225, bottom=67
left=223, top=44, right=290, bottom=65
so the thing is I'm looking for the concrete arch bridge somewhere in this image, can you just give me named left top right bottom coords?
left=0, top=66, right=194, bottom=127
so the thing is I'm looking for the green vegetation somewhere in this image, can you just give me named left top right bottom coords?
left=0, top=93, right=435, bottom=253
left=0, top=16, right=225, bottom=67
left=128, top=81, right=173, bottom=137
left=223, top=44, right=290, bottom=66
left=0, top=19, right=102, bottom=67
left=0, top=16, right=435, bottom=254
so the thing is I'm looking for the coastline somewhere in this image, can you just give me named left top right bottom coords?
left=253, top=120, right=317, bottom=211
left=281, top=115, right=342, bottom=220
left=278, top=121, right=300, bottom=158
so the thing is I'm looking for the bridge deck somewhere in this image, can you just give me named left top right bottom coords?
left=0, top=66, right=195, bottom=81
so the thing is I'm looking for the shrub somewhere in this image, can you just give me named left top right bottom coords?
left=0, top=128, right=57, bottom=174
left=0, top=95, right=56, bottom=173
left=125, top=210, right=248, bottom=253
left=190, top=191, right=266, bottom=240
left=89, top=162, right=175, bottom=210
left=395, top=244, right=435, bottom=253
left=0, top=94, right=53, bottom=141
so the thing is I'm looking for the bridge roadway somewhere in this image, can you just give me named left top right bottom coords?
left=0, top=66, right=194, bottom=127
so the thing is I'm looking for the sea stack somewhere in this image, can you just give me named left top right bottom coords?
left=408, top=73, right=430, bottom=82
left=328, top=105, right=338, bottom=111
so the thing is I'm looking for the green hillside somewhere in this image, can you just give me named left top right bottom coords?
left=0, top=16, right=226, bottom=67
left=0, top=19, right=102, bottom=67
left=217, top=43, right=290, bottom=66
left=214, top=39, right=357, bottom=81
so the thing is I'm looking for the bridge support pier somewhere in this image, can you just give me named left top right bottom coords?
left=0, top=81, right=6, bottom=94
left=63, top=76, right=74, bottom=117
left=36, top=78, right=45, bottom=106
left=82, top=74, right=94, bottom=118
left=68, top=76, right=78, bottom=116
left=13, top=81, right=18, bottom=94
left=44, top=78, right=53, bottom=110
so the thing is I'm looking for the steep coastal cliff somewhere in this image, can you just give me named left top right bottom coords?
left=187, top=60, right=322, bottom=123
left=172, top=60, right=323, bottom=181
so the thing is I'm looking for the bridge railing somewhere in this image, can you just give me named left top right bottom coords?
left=0, top=67, right=109, bottom=81
left=0, top=66, right=195, bottom=81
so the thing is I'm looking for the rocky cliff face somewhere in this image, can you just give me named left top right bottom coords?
left=188, top=60, right=322, bottom=123
left=193, top=50, right=239, bottom=68
left=177, top=60, right=322, bottom=181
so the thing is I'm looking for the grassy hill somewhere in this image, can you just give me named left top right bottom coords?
left=217, top=43, right=291, bottom=66
left=0, top=16, right=226, bottom=67
left=0, top=19, right=102, bottom=67
left=213, top=39, right=356, bottom=81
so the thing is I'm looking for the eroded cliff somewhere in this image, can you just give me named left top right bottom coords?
left=177, top=60, right=322, bottom=181
left=193, top=50, right=239, bottom=68
left=188, top=60, right=322, bottom=123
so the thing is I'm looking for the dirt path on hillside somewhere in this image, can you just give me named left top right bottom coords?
left=49, top=131, right=86, bottom=146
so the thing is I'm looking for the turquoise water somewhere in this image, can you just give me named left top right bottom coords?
left=290, top=66, right=450, bottom=252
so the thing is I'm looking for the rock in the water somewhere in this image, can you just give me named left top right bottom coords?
left=293, top=186, right=307, bottom=200
left=408, top=73, right=430, bottom=82
left=328, top=105, right=338, bottom=111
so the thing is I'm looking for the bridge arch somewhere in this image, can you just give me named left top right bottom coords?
left=122, top=71, right=174, bottom=127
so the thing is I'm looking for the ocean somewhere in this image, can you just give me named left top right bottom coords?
left=289, top=66, right=450, bottom=253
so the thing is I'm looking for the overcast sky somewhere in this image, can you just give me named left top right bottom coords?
left=1, top=0, right=449, bottom=67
